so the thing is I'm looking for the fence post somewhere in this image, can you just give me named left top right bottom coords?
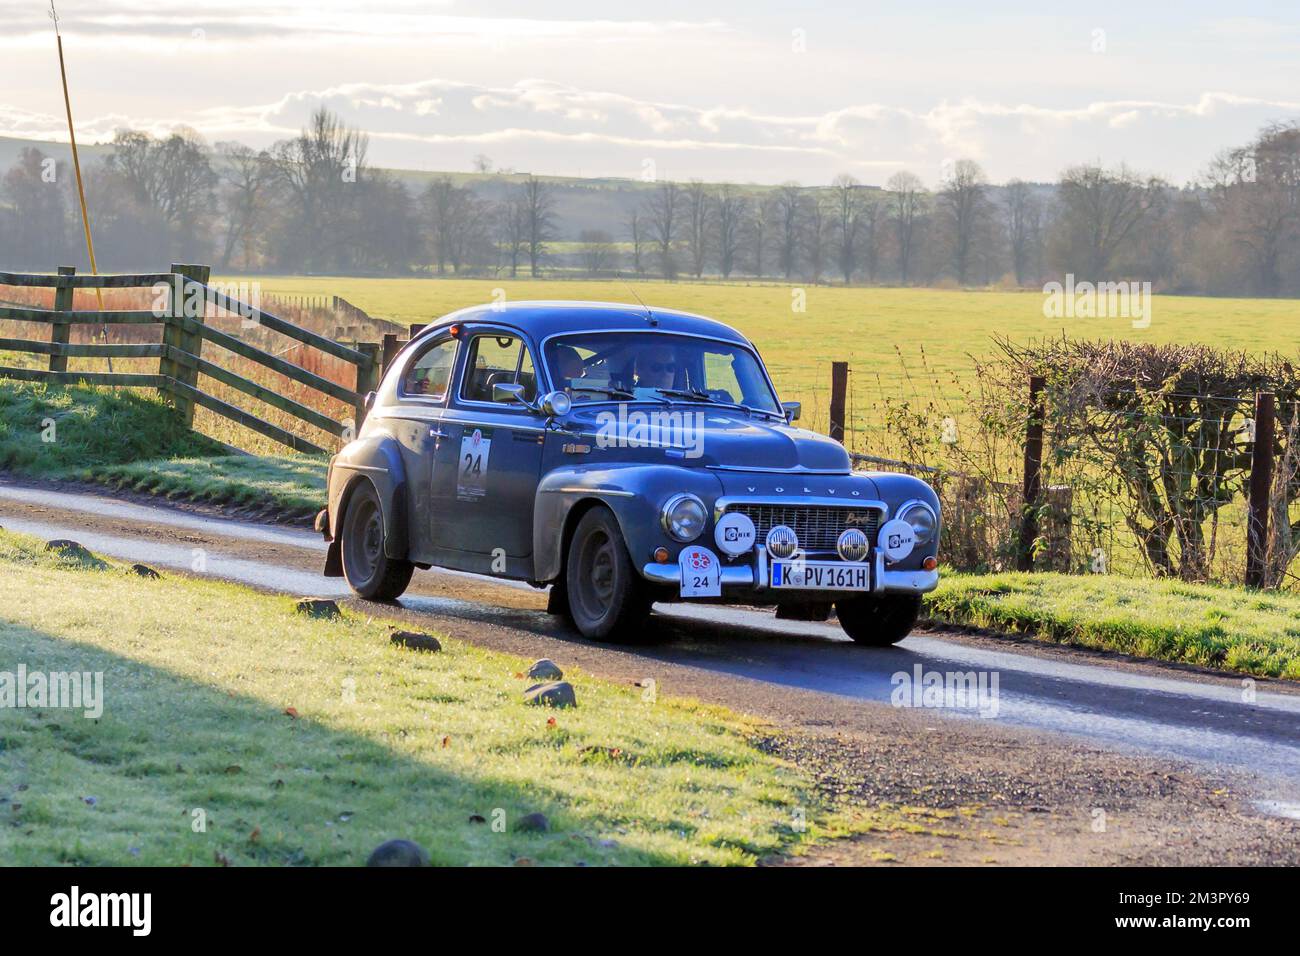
left=408, top=322, right=427, bottom=340
left=163, top=263, right=208, bottom=426
left=354, top=342, right=381, bottom=430
left=49, top=265, right=75, bottom=374
left=829, top=360, right=849, bottom=444
left=1245, top=391, right=1276, bottom=588
left=1017, top=375, right=1046, bottom=572
left=380, top=332, right=400, bottom=378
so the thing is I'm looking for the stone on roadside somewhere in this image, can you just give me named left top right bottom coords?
left=526, top=658, right=563, bottom=681
left=523, top=681, right=576, bottom=708
left=130, top=563, right=161, bottom=579
left=390, top=630, right=442, bottom=653
left=365, top=839, right=430, bottom=867
left=295, top=597, right=340, bottom=619
left=45, top=539, right=105, bottom=567
left=515, top=812, right=550, bottom=833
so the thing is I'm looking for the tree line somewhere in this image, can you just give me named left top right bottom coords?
left=1, top=106, right=1297, bottom=297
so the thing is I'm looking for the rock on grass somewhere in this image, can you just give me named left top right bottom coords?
left=527, top=658, right=563, bottom=680
left=390, top=630, right=442, bottom=653
left=366, top=839, right=430, bottom=867
left=523, top=681, right=576, bottom=708
left=295, top=597, right=340, bottom=619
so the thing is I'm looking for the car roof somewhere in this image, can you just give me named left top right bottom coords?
left=413, top=300, right=751, bottom=347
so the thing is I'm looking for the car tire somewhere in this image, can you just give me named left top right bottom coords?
left=341, top=480, right=414, bottom=601
left=564, top=507, right=652, bottom=642
left=836, top=594, right=922, bottom=646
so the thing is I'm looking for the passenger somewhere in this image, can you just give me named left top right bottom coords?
left=636, top=345, right=678, bottom=390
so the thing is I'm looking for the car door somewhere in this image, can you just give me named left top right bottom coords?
left=430, top=327, right=548, bottom=566
left=388, top=331, right=459, bottom=563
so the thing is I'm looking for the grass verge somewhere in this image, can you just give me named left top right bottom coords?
left=0, top=528, right=821, bottom=866
left=0, top=380, right=326, bottom=519
left=925, top=571, right=1300, bottom=679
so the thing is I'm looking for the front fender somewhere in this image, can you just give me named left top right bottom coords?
left=533, top=464, right=724, bottom=582
left=327, top=432, right=410, bottom=561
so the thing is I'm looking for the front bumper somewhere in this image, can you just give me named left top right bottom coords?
left=641, top=549, right=938, bottom=596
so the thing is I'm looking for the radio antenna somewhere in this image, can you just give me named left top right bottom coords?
left=615, top=271, right=654, bottom=324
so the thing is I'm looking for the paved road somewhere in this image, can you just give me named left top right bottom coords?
left=4, top=481, right=1299, bottom=862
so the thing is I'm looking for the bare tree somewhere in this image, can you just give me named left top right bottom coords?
left=520, top=175, right=556, bottom=277
left=830, top=174, right=864, bottom=284
left=578, top=229, right=616, bottom=276
left=647, top=181, right=683, bottom=279
left=625, top=206, right=646, bottom=277
left=938, top=159, right=991, bottom=285
left=804, top=192, right=831, bottom=283
left=1050, top=163, right=1164, bottom=279
left=684, top=180, right=712, bottom=278
left=773, top=183, right=805, bottom=279
left=423, top=177, right=489, bottom=274
left=216, top=142, right=276, bottom=270
left=886, top=171, right=927, bottom=284
left=714, top=184, right=747, bottom=278
left=497, top=196, right=527, bottom=278
left=1203, top=122, right=1300, bottom=296
left=1004, top=179, right=1043, bottom=286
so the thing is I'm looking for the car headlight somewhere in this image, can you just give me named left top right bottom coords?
left=661, top=494, right=707, bottom=542
left=900, top=501, right=937, bottom=546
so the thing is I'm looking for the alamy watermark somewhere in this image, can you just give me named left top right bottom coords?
left=891, top=664, right=1000, bottom=718
left=594, top=406, right=707, bottom=459
left=1042, top=274, right=1152, bottom=328
left=0, top=664, right=103, bottom=718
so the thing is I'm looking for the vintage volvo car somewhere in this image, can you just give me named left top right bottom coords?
left=317, top=302, right=940, bottom=645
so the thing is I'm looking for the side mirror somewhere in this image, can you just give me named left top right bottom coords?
left=540, top=390, right=572, bottom=417
left=782, top=401, right=802, bottom=422
left=492, top=382, right=529, bottom=405
left=364, top=391, right=377, bottom=412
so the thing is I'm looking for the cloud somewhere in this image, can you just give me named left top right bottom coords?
left=3, top=78, right=1298, bottom=185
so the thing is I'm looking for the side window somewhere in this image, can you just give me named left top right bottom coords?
left=401, top=336, right=458, bottom=401
left=461, top=334, right=537, bottom=405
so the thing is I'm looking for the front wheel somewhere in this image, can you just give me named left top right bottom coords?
left=341, top=480, right=414, bottom=601
left=564, top=507, right=652, bottom=642
left=836, top=594, right=922, bottom=646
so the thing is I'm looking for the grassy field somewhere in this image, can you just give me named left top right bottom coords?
left=929, top=572, right=1300, bottom=679
left=0, top=380, right=325, bottom=517
left=0, top=528, right=828, bottom=866
left=229, top=277, right=1300, bottom=426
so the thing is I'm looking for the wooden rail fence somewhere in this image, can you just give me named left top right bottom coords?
left=0, top=264, right=381, bottom=456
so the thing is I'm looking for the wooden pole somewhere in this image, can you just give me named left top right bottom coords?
left=829, top=360, right=849, bottom=444
left=1017, top=375, right=1046, bottom=572
left=1245, top=391, right=1276, bottom=588
left=49, top=2, right=110, bottom=369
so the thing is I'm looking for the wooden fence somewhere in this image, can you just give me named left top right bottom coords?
left=0, top=264, right=381, bottom=456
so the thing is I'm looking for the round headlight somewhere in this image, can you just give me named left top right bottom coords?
left=765, top=525, right=799, bottom=559
left=836, top=528, right=870, bottom=562
left=901, top=502, right=937, bottom=546
left=661, top=494, right=706, bottom=542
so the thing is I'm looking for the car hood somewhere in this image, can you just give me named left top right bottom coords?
left=565, top=404, right=853, bottom=472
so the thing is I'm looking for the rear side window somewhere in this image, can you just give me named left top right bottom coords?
left=461, top=333, right=537, bottom=405
left=402, top=336, right=458, bottom=401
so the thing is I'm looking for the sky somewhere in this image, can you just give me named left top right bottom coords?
left=1, top=0, right=1298, bottom=187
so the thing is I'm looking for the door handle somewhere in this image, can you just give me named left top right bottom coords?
left=430, top=428, right=448, bottom=439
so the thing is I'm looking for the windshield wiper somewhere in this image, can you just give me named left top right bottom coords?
left=654, top=387, right=779, bottom=418
left=568, top=385, right=668, bottom=403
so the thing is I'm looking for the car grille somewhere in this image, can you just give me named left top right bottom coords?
left=722, top=503, right=882, bottom=553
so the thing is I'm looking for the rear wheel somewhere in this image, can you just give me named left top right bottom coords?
left=341, top=481, right=414, bottom=601
left=564, top=507, right=652, bottom=642
left=836, top=594, right=922, bottom=646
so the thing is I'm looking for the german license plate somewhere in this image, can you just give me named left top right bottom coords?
left=771, top=560, right=870, bottom=591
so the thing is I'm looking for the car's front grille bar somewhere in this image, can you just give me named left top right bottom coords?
left=722, top=503, right=883, bottom=552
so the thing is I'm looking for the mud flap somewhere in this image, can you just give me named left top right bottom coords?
left=323, top=540, right=343, bottom=577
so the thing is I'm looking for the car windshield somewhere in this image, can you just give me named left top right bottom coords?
left=544, top=332, right=781, bottom=414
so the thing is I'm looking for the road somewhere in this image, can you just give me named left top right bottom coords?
left=3, top=478, right=1298, bottom=865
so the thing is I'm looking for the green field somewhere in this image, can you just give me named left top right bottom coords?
left=0, top=528, right=836, bottom=866
left=231, top=276, right=1300, bottom=421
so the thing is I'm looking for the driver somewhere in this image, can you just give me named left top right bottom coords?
left=552, top=345, right=585, bottom=388
left=636, top=345, right=677, bottom=390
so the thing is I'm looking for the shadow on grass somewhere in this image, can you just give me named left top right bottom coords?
left=0, top=619, right=668, bottom=867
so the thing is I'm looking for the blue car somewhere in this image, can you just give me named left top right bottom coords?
left=317, top=302, right=940, bottom=645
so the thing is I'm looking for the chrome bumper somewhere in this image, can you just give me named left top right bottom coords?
left=641, top=551, right=939, bottom=595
